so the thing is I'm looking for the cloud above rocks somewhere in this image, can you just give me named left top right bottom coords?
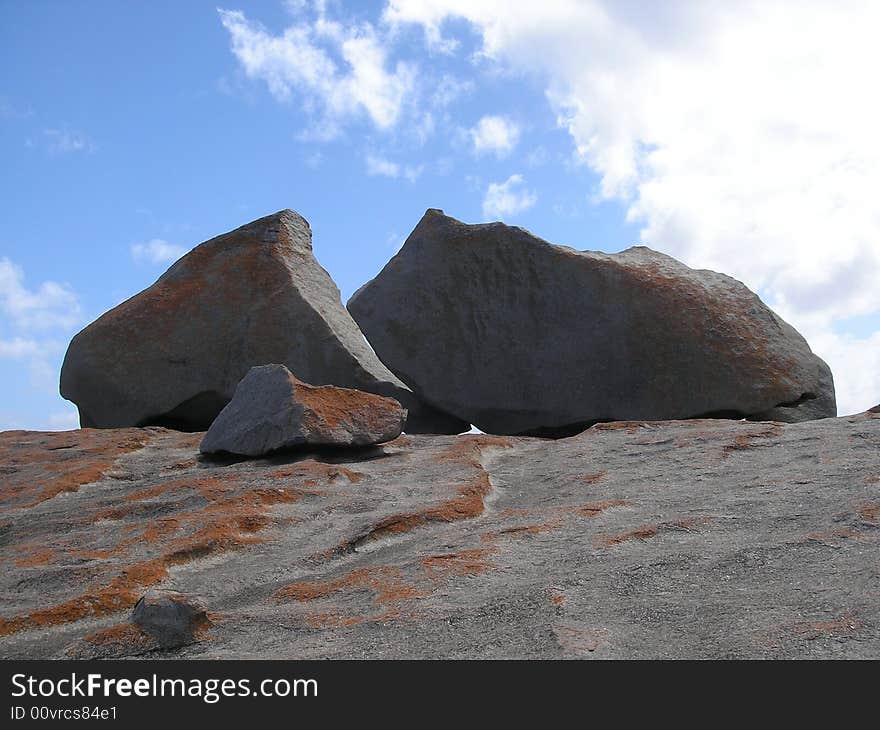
left=469, top=115, right=520, bottom=157
left=365, top=153, right=423, bottom=182
left=0, top=257, right=80, bottom=330
left=130, top=239, right=187, bottom=266
left=0, top=257, right=81, bottom=406
left=482, top=174, right=536, bottom=219
left=219, top=6, right=416, bottom=136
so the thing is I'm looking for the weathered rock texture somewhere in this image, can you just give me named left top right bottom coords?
left=348, top=209, right=836, bottom=435
left=200, top=364, right=405, bottom=456
left=131, top=590, right=210, bottom=648
left=2, top=411, right=878, bottom=659
left=60, top=210, right=466, bottom=435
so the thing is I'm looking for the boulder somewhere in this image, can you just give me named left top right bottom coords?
left=348, top=209, right=836, bottom=435
left=60, top=210, right=466, bottom=434
left=200, top=364, right=406, bottom=456
left=131, top=590, right=210, bottom=648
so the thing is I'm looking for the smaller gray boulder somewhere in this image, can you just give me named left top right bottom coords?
left=200, top=364, right=406, bottom=457
left=131, top=591, right=210, bottom=648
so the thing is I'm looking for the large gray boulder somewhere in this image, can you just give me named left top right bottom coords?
left=200, top=364, right=406, bottom=456
left=348, top=209, right=836, bottom=435
left=60, top=210, right=466, bottom=434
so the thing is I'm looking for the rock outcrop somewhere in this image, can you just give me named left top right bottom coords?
left=348, top=209, right=836, bottom=435
left=200, top=364, right=406, bottom=456
left=1, top=411, right=878, bottom=659
left=60, top=210, right=466, bottom=435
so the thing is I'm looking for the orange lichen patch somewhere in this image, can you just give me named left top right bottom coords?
left=0, top=556, right=168, bottom=637
left=0, top=429, right=154, bottom=508
left=596, top=525, right=659, bottom=548
left=304, top=612, right=367, bottom=629
left=791, top=613, right=861, bottom=639
left=590, top=421, right=641, bottom=434
left=553, top=623, right=607, bottom=653
left=547, top=588, right=567, bottom=607
left=348, top=471, right=494, bottom=550
left=856, top=503, right=880, bottom=524
left=805, top=528, right=863, bottom=544
left=579, top=471, right=607, bottom=485
left=494, top=519, right=563, bottom=537
left=268, top=460, right=363, bottom=486
left=275, top=566, right=424, bottom=604
left=569, top=499, right=631, bottom=518
left=594, top=517, right=711, bottom=548
left=433, top=436, right=512, bottom=467
left=13, top=546, right=56, bottom=568
left=274, top=565, right=426, bottom=629
left=82, top=622, right=156, bottom=651
left=293, top=377, right=404, bottom=432
left=721, top=424, right=783, bottom=457
left=0, top=477, right=307, bottom=637
left=420, top=548, right=497, bottom=582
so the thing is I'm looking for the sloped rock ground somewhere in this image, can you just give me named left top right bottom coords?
left=1, top=412, right=878, bottom=659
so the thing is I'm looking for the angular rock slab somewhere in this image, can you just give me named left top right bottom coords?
left=200, top=364, right=406, bottom=456
left=60, top=210, right=466, bottom=434
left=348, top=209, right=836, bottom=435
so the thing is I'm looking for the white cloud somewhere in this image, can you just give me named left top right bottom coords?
left=469, top=114, right=520, bottom=156
left=47, top=408, right=79, bottom=431
left=432, top=74, right=473, bottom=107
left=219, top=7, right=416, bottom=134
left=365, top=153, right=423, bottom=182
left=0, top=257, right=80, bottom=330
left=386, top=0, right=880, bottom=414
left=130, top=239, right=187, bottom=266
left=482, top=174, right=537, bottom=219
left=0, top=257, right=79, bottom=414
left=0, top=337, right=51, bottom=359
left=40, top=128, right=94, bottom=154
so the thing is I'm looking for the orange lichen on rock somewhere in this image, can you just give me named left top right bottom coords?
left=268, top=460, right=363, bottom=486
left=722, top=424, right=783, bottom=457
left=274, top=566, right=426, bottom=627
left=349, top=470, right=494, bottom=549
left=82, top=622, right=156, bottom=650
left=590, top=422, right=641, bottom=434
left=805, top=528, right=863, bottom=544
left=0, top=474, right=310, bottom=637
left=791, top=613, right=861, bottom=639
left=13, top=546, right=56, bottom=568
left=420, top=548, right=497, bottom=581
left=493, top=520, right=563, bottom=537
left=594, top=517, right=711, bottom=548
left=553, top=622, right=607, bottom=653
left=295, top=378, right=403, bottom=431
left=856, top=502, right=880, bottom=524
left=0, top=429, right=154, bottom=508
left=569, top=499, right=631, bottom=518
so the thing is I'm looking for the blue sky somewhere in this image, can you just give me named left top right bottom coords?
left=2, top=0, right=879, bottom=429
